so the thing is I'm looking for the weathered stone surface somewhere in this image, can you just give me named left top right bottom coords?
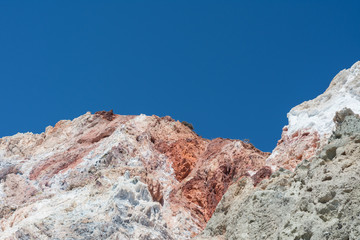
left=3, top=62, right=358, bottom=240
left=169, top=138, right=269, bottom=227
left=251, top=166, right=272, bottom=186
left=198, top=113, right=360, bottom=240
left=155, top=138, right=207, bottom=181
left=267, top=61, right=360, bottom=170
left=0, top=112, right=268, bottom=239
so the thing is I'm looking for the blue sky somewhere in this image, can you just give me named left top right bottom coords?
left=1, top=1, right=359, bottom=152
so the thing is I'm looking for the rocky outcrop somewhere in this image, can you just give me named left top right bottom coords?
left=169, top=138, right=268, bottom=226
left=0, top=111, right=269, bottom=239
left=198, top=110, right=360, bottom=240
left=3, top=62, right=359, bottom=239
left=267, top=61, right=360, bottom=170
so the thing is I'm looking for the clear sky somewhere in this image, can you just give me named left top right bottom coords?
left=1, top=1, right=359, bottom=152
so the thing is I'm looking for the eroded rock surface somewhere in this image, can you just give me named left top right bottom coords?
left=3, top=62, right=358, bottom=239
left=0, top=111, right=268, bottom=239
left=267, top=61, right=360, bottom=170
left=198, top=112, right=360, bottom=240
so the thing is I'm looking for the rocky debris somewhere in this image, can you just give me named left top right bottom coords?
left=0, top=112, right=268, bottom=239
left=198, top=112, right=360, bottom=240
left=267, top=61, right=360, bottom=170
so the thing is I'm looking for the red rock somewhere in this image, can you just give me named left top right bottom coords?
left=154, top=138, right=207, bottom=181
left=168, top=138, right=270, bottom=225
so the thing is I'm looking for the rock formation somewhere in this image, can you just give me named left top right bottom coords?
left=197, top=62, right=360, bottom=239
left=1, top=61, right=360, bottom=239
left=267, top=61, right=360, bottom=170
left=0, top=111, right=268, bottom=239
left=198, top=110, right=360, bottom=240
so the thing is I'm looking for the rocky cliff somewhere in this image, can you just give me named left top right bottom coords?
left=198, top=109, right=360, bottom=240
left=0, top=111, right=268, bottom=239
left=1, top=61, right=359, bottom=240
left=267, top=61, right=360, bottom=170
left=197, top=62, right=360, bottom=239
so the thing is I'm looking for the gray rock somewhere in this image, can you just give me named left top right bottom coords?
left=198, top=111, right=360, bottom=240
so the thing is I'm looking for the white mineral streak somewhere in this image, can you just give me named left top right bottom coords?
left=287, top=61, right=360, bottom=136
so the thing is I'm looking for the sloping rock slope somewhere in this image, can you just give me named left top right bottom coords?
left=198, top=61, right=360, bottom=240
left=198, top=110, right=360, bottom=240
left=0, top=111, right=269, bottom=239
left=267, top=61, right=360, bottom=170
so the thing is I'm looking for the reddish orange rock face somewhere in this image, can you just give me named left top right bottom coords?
left=167, top=138, right=270, bottom=225
left=144, top=120, right=270, bottom=229
left=155, top=138, right=207, bottom=181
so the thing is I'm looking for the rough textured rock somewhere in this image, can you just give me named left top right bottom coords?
left=267, top=61, right=360, bottom=170
left=169, top=138, right=268, bottom=226
left=0, top=111, right=268, bottom=239
left=3, top=62, right=358, bottom=239
left=198, top=111, right=360, bottom=240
